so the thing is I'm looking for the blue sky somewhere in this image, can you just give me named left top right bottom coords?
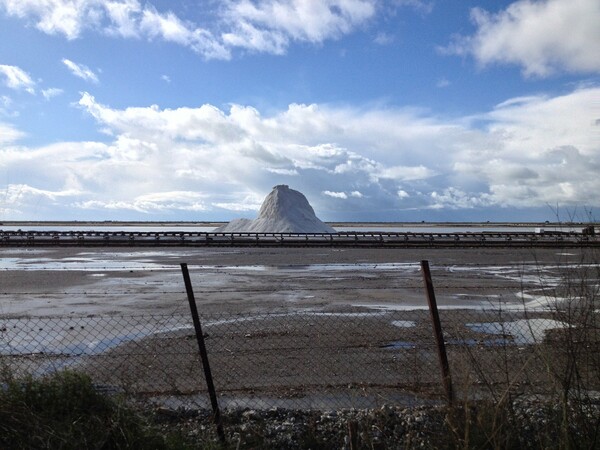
left=0, top=0, right=598, bottom=222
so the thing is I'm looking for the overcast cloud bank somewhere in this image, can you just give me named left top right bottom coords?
left=1, top=84, right=598, bottom=221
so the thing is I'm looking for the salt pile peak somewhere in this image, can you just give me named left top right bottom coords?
left=216, top=185, right=336, bottom=233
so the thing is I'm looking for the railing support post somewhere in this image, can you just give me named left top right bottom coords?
left=180, top=263, right=226, bottom=444
left=421, top=260, right=454, bottom=406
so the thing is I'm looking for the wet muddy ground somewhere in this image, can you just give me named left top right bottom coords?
left=1, top=246, right=595, bottom=316
left=2, top=246, right=598, bottom=408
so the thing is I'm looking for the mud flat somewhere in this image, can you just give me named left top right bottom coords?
left=2, top=245, right=598, bottom=409
left=0, top=246, right=596, bottom=316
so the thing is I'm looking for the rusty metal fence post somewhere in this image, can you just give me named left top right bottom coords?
left=421, top=260, right=454, bottom=406
left=180, top=263, right=226, bottom=444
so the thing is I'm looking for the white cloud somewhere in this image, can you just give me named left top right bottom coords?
left=0, top=0, right=382, bottom=59
left=103, top=0, right=143, bottom=38
left=212, top=202, right=258, bottom=211
left=430, top=187, right=493, bottom=210
left=445, top=0, right=600, bottom=76
left=1, top=85, right=598, bottom=219
left=0, top=0, right=97, bottom=39
left=0, top=64, right=35, bottom=93
left=212, top=192, right=265, bottom=211
left=266, top=167, right=299, bottom=176
left=139, top=6, right=195, bottom=45
left=128, top=4, right=231, bottom=58
left=377, top=165, right=434, bottom=181
left=41, top=87, right=64, bottom=99
left=436, top=78, right=450, bottom=88
left=0, top=122, right=24, bottom=143
left=323, top=190, right=348, bottom=199
left=0, top=95, right=11, bottom=115
left=0, top=184, right=82, bottom=216
left=373, top=32, right=393, bottom=45
left=221, top=0, right=377, bottom=53
left=62, top=58, right=99, bottom=83
left=76, top=191, right=208, bottom=213
left=77, top=86, right=599, bottom=212
left=452, top=86, right=600, bottom=207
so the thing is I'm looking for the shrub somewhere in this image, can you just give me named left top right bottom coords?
left=0, top=370, right=193, bottom=449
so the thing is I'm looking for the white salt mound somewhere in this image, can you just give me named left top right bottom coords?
left=216, top=185, right=336, bottom=233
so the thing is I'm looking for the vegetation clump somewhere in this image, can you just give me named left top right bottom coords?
left=0, top=370, right=194, bottom=449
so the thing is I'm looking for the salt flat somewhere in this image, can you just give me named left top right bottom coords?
left=2, top=246, right=598, bottom=409
left=1, top=246, right=595, bottom=317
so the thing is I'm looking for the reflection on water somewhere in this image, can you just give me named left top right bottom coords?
left=467, top=318, right=568, bottom=344
left=0, top=256, right=170, bottom=271
left=0, top=318, right=190, bottom=356
left=202, top=263, right=421, bottom=272
left=0, top=255, right=422, bottom=272
left=148, top=390, right=437, bottom=410
left=380, top=341, right=416, bottom=349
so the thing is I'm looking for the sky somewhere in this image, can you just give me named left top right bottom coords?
left=0, top=0, right=599, bottom=223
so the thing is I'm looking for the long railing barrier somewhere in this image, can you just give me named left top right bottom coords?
left=1, top=230, right=598, bottom=248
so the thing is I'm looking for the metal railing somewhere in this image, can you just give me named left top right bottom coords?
left=1, top=230, right=597, bottom=247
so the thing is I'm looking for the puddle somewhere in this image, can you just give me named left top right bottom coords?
left=454, top=294, right=500, bottom=299
left=306, top=311, right=389, bottom=317
left=205, top=311, right=390, bottom=327
left=506, top=292, right=582, bottom=311
left=381, top=337, right=510, bottom=349
left=353, top=303, right=490, bottom=311
left=0, top=257, right=420, bottom=274
left=391, top=320, right=416, bottom=328
left=379, top=341, right=416, bottom=349
left=466, top=319, right=569, bottom=344
left=447, top=263, right=600, bottom=290
left=148, top=391, right=437, bottom=410
left=0, top=318, right=190, bottom=357
left=303, top=263, right=420, bottom=272
left=0, top=256, right=172, bottom=271
left=0, top=249, right=51, bottom=255
left=195, top=262, right=421, bottom=273
left=0, top=251, right=205, bottom=272
left=446, top=338, right=512, bottom=347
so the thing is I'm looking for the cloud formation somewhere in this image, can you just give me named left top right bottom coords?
left=446, top=0, right=600, bottom=76
left=0, top=122, right=24, bottom=144
left=1, top=85, right=598, bottom=220
left=7, top=0, right=596, bottom=73
left=62, top=58, right=99, bottom=83
left=41, top=87, right=64, bottom=100
left=221, top=0, right=376, bottom=54
left=0, top=64, right=36, bottom=93
left=0, top=0, right=380, bottom=59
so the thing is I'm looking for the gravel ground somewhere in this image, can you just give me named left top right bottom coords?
left=150, top=398, right=600, bottom=449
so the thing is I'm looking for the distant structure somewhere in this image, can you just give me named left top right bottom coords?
left=215, top=185, right=336, bottom=233
left=582, top=225, right=596, bottom=236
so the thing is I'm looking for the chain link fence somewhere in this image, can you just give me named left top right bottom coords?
left=2, top=308, right=598, bottom=411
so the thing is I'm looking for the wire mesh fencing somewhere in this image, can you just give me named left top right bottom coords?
left=1, top=308, right=598, bottom=411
